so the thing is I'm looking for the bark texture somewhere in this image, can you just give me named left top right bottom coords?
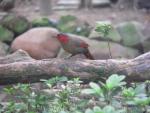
left=0, top=49, right=150, bottom=85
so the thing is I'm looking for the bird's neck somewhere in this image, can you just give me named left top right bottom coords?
left=58, top=36, right=69, bottom=44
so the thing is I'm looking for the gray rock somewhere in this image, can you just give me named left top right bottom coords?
left=57, top=15, right=91, bottom=37
left=116, top=21, right=144, bottom=47
left=141, top=22, right=150, bottom=52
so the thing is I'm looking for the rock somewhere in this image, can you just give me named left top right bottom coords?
left=31, top=17, right=57, bottom=28
left=11, top=27, right=61, bottom=59
left=0, top=0, right=15, bottom=11
left=116, top=21, right=144, bottom=47
left=141, top=22, right=150, bottom=52
left=0, top=13, right=31, bottom=36
left=57, top=15, right=91, bottom=37
left=142, top=38, right=150, bottom=52
left=0, top=41, right=9, bottom=56
left=57, top=34, right=140, bottom=59
left=89, top=21, right=122, bottom=43
left=0, top=25, right=14, bottom=43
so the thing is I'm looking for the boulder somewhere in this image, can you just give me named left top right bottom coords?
left=142, top=38, right=150, bottom=52
left=0, top=13, right=31, bottom=36
left=57, top=34, right=140, bottom=59
left=57, top=15, right=91, bottom=37
left=0, top=25, right=14, bottom=43
left=141, top=22, right=150, bottom=52
left=31, top=18, right=57, bottom=28
left=89, top=21, right=122, bottom=43
left=0, top=41, right=9, bottom=56
left=116, top=21, right=144, bottom=47
left=11, top=27, right=61, bottom=59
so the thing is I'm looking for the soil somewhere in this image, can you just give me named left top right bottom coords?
left=12, top=0, right=150, bottom=26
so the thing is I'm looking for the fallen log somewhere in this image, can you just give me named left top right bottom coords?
left=0, top=50, right=150, bottom=85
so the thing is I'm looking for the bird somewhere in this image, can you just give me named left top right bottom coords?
left=56, top=33, right=94, bottom=60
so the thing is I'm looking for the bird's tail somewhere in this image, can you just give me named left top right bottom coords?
left=84, top=49, right=95, bottom=60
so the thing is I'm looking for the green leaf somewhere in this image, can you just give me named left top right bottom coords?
left=85, top=108, right=94, bottom=113
left=82, top=89, right=96, bottom=94
left=89, top=82, right=103, bottom=95
left=102, top=106, right=115, bottom=113
left=122, top=87, right=136, bottom=98
left=134, top=83, right=146, bottom=95
left=106, top=74, right=126, bottom=90
left=93, top=106, right=103, bottom=113
left=134, top=97, right=150, bottom=106
left=59, top=111, right=67, bottom=113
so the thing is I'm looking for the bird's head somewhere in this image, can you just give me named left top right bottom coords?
left=56, top=33, right=69, bottom=43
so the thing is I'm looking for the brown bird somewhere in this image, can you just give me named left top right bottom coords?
left=56, top=33, right=94, bottom=60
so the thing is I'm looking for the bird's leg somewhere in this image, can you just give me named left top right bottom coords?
left=64, top=54, right=76, bottom=59
left=68, top=54, right=75, bottom=58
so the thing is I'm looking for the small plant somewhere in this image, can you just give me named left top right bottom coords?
left=82, top=74, right=126, bottom=104
left=95, top=22, right=113, bottom=59
left=85, top=105, right=125, bottom=113
left=1, top=76, right=149, bottom=113
left=2, top=84, right=50, bottom=113
left=41, top=76, right=68, bottom=88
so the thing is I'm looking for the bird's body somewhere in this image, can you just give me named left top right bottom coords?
left=56, top=33, right=94, bottom=60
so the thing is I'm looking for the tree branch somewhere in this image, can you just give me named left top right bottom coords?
left=0, top=50, right=150, bottom=85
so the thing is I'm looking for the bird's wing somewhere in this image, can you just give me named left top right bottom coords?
left=70, top=37, right=89, bottom=48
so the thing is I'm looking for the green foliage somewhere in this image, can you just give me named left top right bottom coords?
left=95, top=22, right=112, bottom=38
left=1, top=84, right=50, bottom=113
left=85, top=106, right=125, bottom=113
left=41, top=76, right=68, bottom=88
left=95, top=22, right=113, bottom=58
left=0, top=75, right=149, bottom=113
left=82, top=74, right=126, bottom=104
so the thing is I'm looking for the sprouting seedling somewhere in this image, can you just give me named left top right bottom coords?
left=95, top=22, right=113, bottom=59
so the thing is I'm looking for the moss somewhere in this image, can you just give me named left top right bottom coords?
left=14, top=18, right=30, bottom=34
left=1, top=14, right=31, bottom=35
left=57, top=15, right=91, bottom=37
left=117, top=22, right=141, bottom=47
left=2, top=14, right=14, bottom=22
left=0, top=25, right=14, bottom=42
left=32, top=18, right=56, bottom=28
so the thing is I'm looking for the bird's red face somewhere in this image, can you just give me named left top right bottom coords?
left=56, top=33, right=69, bottom=43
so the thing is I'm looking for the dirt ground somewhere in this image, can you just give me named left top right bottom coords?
left=13, top=0, right=150, bottom=26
